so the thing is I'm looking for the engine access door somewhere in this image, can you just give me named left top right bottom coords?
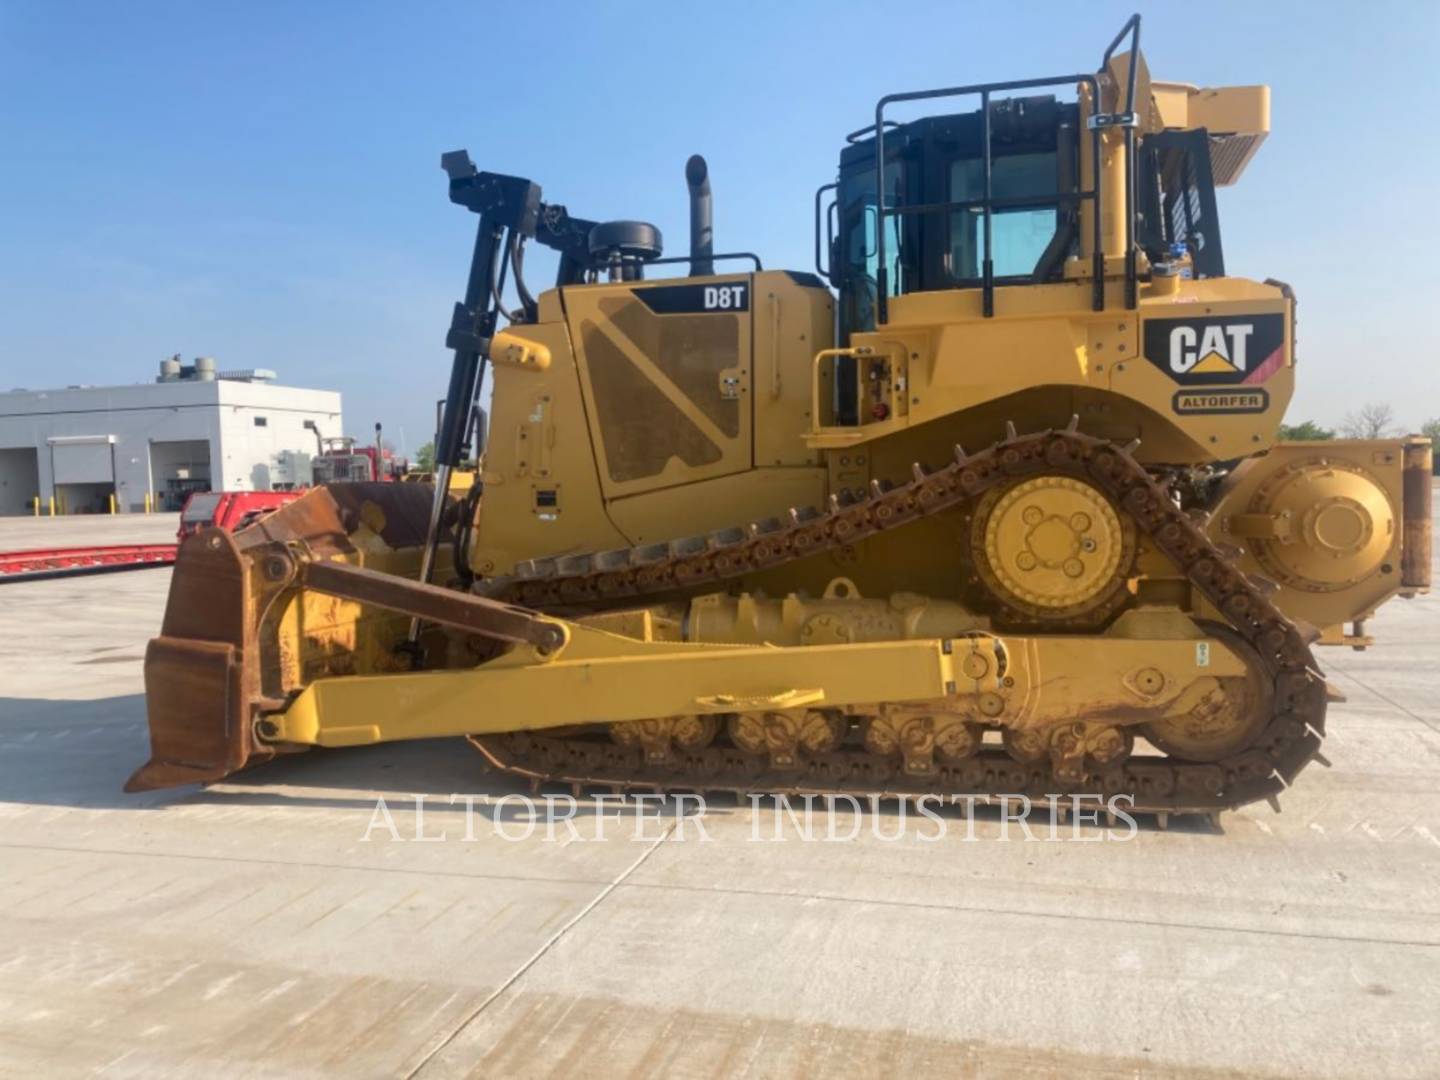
left=564, top=276, right=752, bottom=499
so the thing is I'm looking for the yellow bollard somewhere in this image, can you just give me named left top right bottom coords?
left=32, top=496, right=39, bottom=517
left=144, top=491, right=151, bottom=514
left=108, top=492, right=117, bottom=515
left=48, top=495, right=55, bottom=517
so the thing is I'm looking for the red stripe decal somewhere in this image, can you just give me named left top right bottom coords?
left=1243, top=346, right=1285, bottom=385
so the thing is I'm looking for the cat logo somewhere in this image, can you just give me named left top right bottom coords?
left=1143, top=313, right=1286, bottom=387
left=1170, top=324, right=1252, bottom=375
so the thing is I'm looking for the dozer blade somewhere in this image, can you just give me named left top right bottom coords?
left=126, top=481, right=447, bottom=792
left=128, top=533, right=255, bottom=791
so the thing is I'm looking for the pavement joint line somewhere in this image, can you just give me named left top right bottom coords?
left=6, top=836, right=1438, bottom=952
left=600, top=879, right=1440, bottom=951
left=1326, top=667, right=1440, bottom=736
left=402, top=819, right=678, bottom=1079
left=0, top=841, right=620, bottom=891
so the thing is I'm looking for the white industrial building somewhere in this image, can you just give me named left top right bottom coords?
left=0, top=357, right=343, bottom=515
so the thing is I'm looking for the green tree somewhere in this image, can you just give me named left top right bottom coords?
left=415, top=441, right=436, bottom=472
left=1277, top=420, right=1336, bottom=441
left=1422, top=419, right=1440, bottom=473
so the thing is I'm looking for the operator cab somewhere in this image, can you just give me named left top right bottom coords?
left=824, top=28, right=1229, bottom=342
left=835, top=95, right=1087, bottom=336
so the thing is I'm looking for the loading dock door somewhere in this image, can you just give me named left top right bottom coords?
left=50, top=437, right=115, bottom=484
left=50, top=436, right=117, bottom=514
left=149, top=439, right=212, bottom=511
left=0, top=448, right=41, bottom=515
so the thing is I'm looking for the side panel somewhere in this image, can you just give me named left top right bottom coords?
left=817, top=276, right=1293, bottom=465
left=474, top=274, right=835, bottom=572
left=473, top=320, right=629, bottom=575
left=1114, top=290, right=1294, bottom=461
left=751, top=273, right=833, bottom=468
left=605, top=466, right=827, bottom=546
left=565, top=275, right=753, bottom=499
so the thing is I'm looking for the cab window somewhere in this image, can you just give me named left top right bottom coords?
left=838, top=160, right=903, bottom=333
left=948, top=152, right=1058, bottom=280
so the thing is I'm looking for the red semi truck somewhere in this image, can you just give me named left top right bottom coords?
left=177, top=424, right=408, bottom=540
left=310, top=437, right=405, bottom=484
left=310, top=422, right=406, bottom=485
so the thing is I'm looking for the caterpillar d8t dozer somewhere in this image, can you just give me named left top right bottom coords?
left=129, top=16, right=1431, bottom=819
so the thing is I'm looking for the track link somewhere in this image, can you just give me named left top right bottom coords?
left=474, top=425, right=1328, bottom=815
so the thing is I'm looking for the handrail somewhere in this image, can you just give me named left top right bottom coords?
left=1101, top=14, right=1142, bottom=120
left=813, top=181, right=837, bottom=280
left=642, top=252, right=763, bottom=273
left=845, top=119, right=900, bottom=145
left=886, top=190, right=1099, bottom=217
left=1099, top=13, right=1142, bottom=308
left=869, top=13, right=1144, bottom=325
left=827, top=199, right=838, bottom=279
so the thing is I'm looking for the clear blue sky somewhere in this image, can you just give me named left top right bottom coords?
left=2, top=1, right=1435, bottom=449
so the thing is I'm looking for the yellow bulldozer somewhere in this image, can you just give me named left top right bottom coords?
left=129, top=16, right=1431, bottom=821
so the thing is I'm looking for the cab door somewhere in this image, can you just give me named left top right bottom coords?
left=564, top=275, right=753, bottom=500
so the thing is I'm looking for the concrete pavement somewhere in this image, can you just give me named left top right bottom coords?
left=0, top=512, right=180, bottom=552
left=0, top=511, right=1437, bottom=1077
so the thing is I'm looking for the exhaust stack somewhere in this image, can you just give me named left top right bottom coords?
left=685, top=154, right=713, bottom=277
